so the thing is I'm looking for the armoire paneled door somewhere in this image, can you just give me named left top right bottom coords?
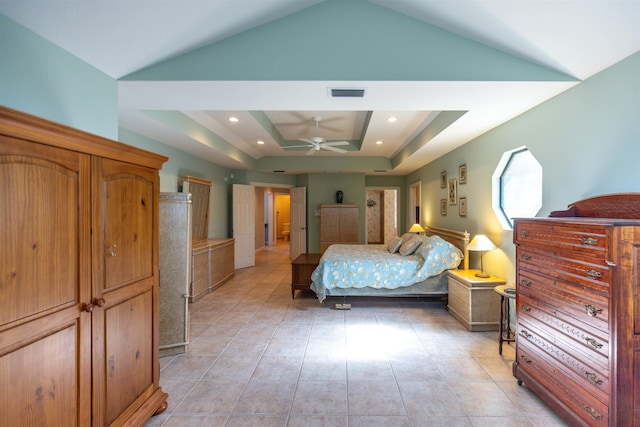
left=0, top=107, right=168, bottom=426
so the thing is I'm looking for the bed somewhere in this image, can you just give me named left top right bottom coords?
left=310, top=226, right=469, bottom=303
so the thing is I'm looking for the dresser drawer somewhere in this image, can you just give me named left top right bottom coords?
left=516, top=340, right=610, bottom=426
left=518, top=293, right=610, bottom=365
left=518, top=270, right=609, bottom=331
left=517, top=246, right=611, bottom=292
left=514, top=220, right=609, bottom=261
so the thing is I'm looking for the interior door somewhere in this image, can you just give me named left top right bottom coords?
left=290, top=186, right=307, bottom=260
left=233, top=184, right=255, bottom=269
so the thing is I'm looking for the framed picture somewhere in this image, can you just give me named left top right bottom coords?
left=448, top=178, right=457, bottom=205
left=459, top=197, right=467, bottom=217
left=459, top=163, right=467, bottom=184
left=440, top=199, right=447, bottom=216
left=440, top=171, right=447, bottom=188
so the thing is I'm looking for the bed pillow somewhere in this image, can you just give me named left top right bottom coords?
left=400, top=232, right=415, bottom=244
left=399, top=234, right=422, bottom=256
left=418, top=235, right=464, bottom=274
left=386, top=235, right=403, bottom=253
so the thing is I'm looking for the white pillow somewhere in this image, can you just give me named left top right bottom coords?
left=386, top=235, right=403, bottom=253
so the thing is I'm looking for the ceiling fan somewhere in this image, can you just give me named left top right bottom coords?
left=283, top=116, right=349, bottom=155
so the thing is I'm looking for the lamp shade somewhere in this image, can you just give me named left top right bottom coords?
left=467, top=235, right=497, bottom=252
left=409, top=223, right=425, bottom=233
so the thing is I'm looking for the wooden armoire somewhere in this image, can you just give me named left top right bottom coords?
left=513, top=194, right=640, bottom=427
left=319, top=204, right=359, bottom=253
left=0, top=107, right=168, bottom=426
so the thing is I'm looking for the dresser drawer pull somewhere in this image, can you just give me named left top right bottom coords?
left=581, top=237, right=599, bottom=246
left=520, top=355, right=532, bottom=364
left=585, top=304, right=603, bottom=317
left=520, top=330, right=533, bottom=339
left=521, top=304, right=532, bottom=312
left=585, top=269, right=602, bottom=279
left=521, top=254, right=532, bottom=261
left=585, top=372, right=604, bottom=385
left=520, top=279, right=532, bottom=287
left=586, top=337, right=603, bottom=349
left=519, top=230, right=529, bottom=237
left=585, top=406, right=602, bottom=420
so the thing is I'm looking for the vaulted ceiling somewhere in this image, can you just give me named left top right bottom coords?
left=2, top=0, right=638, bottom=174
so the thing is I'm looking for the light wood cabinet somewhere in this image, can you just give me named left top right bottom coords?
left=0, top=107, right=168, bottom=426
left=320, top=204, right=359, bottom=252
left=447, top=269, right=505, bottom=331
left=189, top=238, right=235, bottom=302
left=513, top=194, right=640, bottom=427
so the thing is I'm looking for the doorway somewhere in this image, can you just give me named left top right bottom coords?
left=366, top=187, right=399, bottom=244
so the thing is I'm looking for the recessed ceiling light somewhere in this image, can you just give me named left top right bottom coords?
left=257, top=140, right=265, bottom=145
left=228, top=116, right=239, bottom=123
left=387, top=116, right=397, bottom=123
left=376, top=140, right=383, bottom=145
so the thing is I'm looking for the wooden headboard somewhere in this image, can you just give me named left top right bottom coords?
left=424, top=225, right=470, bottom=270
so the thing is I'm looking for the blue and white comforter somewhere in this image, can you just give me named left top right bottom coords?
left=310, top=236, right=462, bottom=302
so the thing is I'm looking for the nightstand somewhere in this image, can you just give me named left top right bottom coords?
left=291, top=253, right=321, bottom=298
left=447, top=269, right=506, bottom=331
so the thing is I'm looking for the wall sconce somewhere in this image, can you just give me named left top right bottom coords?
left=467, top=235, right=497, bottom=278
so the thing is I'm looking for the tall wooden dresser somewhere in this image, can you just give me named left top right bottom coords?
left=513, top=194, right=640, bottom=427
left=0, top=107, right=168, bottom=426
left=319, top=204, right=359, bottom=253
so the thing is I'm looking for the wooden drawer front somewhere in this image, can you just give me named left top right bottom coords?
left=517, top=318, right=610, bottom=401
left=517, top=247, right=611, bottom=291
left=518, top=293, right=610, bottom=364
left=515, top=221, right=609, bottom=261
left=517, top=341, right=610, bottom=426
left=518, top=270, right=609, bottom=331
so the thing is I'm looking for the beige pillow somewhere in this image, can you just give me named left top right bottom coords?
left=386, top=235, right=403, bottom=253
left=399, top=235, right=422, bottom=256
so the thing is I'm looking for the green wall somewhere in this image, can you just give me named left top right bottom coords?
left=0, top=15, right=117, bottom=139
left=407, top=52, right=640, bottom=284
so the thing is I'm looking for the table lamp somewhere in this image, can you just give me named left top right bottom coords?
left=467, top=234, right=496, bottom=278
left=409, top=223, right=425, bottom=234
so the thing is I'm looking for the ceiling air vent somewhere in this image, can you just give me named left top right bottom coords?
left=330, top=88, right=366, bottom=98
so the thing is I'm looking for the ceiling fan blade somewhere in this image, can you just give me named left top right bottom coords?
left=283, top=143, right=313, bottom=149
left=306, top=147, right=316, bottom=155
left=321, top=144, right=347, bottom=153
left=324, top=141, right=349, bottom=146
left=298, top=138, right=314, bottom=144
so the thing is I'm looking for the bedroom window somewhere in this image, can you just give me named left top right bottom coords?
left=492, top=147, right=542, bottom=230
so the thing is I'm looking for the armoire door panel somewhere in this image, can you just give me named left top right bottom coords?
left=94, top=158, right=155, bottom=291
left=0, top=322, right=84, bottom=427
left=0, top=137, right=88, bottom=326
left=97, top=289, right=154, bottom=425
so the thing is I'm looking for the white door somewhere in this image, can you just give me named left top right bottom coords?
left=290, top=186, right=306, bottom=260
left=233, top=184, right=255, bottom=269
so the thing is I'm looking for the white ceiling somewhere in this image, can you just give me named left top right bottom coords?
left=2, top=0, right=639, bottom=175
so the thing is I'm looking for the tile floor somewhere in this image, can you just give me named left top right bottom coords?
left=145, top=242, right=568, bottom=427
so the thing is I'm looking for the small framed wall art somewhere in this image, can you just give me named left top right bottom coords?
left=440, top=199, right=447, bottom=216
left=448, top=178, right=457, bottom=205
left=459, top=163, right=467, bottom=184
left=459, top=197, right=467, bottom=217
left=440, top=171, right=447, bottom=188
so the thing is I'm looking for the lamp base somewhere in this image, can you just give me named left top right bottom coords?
left=474, top=271, right=490, bottom=278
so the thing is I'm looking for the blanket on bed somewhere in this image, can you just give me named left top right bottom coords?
left=310, top=236, right=462, bottom=302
